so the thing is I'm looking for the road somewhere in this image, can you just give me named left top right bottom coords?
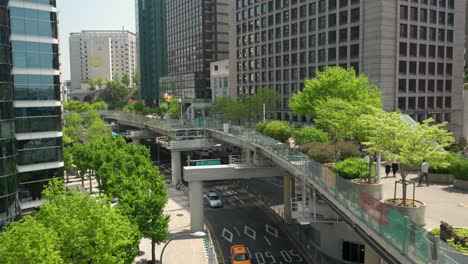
left=203, top=181, right=308, bottom=264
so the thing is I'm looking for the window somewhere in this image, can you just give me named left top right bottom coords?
left=399, top=79, right=407, bottom=92
left=446, top=47, right=453, bottom=59
left=400, top=24, right=408, bottom=38
left=339, top=46, right=347, bottom=59
left=409, top=43, right=417, bottom=57
left=411, top=7, right=418, bottom=21
left=340, top=11, right=348, bottom=25
left=399, top=61, right=407, bottom=74
left=398, top=97, right=407, bottom=109
left=399, top=42, right=407, bottom=56
left=328, top=31, right=337, bottom=44
left=328, top=48, right=336, bottom=60
left=419, top=26, right=427, bottom=40
left=420, top=9, right=428, bottom=22
left=409, top=79, right=417, bottom=92
left=350, top=44, right=359, bottom=58
left=350, top=8, right=360, bottom=22
left=339, top=28, right=348, bottom=42
left=409, top=61, right=417, bottom=74
left=350, top=26, right=359, bottom=40
left=438, top=46, right=444, bottom=58
left=410, top=25, right=418, bottom=39
left=419, top=62, right=426, bottom=75
left=400, top=5, right=408, bottom=20
left=429, top=45, right=436, bottom=58
left=419, top=44, right=427, bottom=57
left=329, top=14, right=337, bottom=27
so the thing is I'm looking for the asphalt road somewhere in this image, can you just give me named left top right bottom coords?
left=203, top=181, right=308, bottom=264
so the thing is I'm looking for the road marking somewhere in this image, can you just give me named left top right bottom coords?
left=204, top=216, right=226, bottom=264
left=266, top=224, right=279, bottom=238
left=222, top=228, right=233, bottom=243
left=244, top=225, right=256, bottom=240
left=264, top=236, right=272, bottom=246
left=229, top=198, right=236, bottom=207
left=233, top=226, right=241, bottom=236
left=233, top=195, right=245, bottom=205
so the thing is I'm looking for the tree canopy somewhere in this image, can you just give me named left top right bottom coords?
left=289, top=67, right=382, bottom=118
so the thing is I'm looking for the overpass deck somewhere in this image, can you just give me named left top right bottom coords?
left=101, top=111, right=464, bottom=264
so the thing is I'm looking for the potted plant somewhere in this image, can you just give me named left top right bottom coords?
left=333, top=157, right=383, bottom=200
left=360, top=111, right=454, bottom=225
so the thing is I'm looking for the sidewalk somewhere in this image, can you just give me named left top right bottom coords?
left=378, top=166, right=468, bottom=230
left=134, top=185, right=208, bottom=264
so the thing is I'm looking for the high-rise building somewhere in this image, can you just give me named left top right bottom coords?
left=160, top=0, right=230, bottom=101
left=69, top=30, right=137, bottom=90
left=0, top=0, right=20, bottom=229
left=137, top=0, right=167, bottom=105
left=8, top=0, right=63, bottom=208
left=230, top=0, right=464, bottom=137
left=210, top=60, right=229, bottom=101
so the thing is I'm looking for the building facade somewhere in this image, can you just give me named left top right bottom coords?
left=230, top=0, right=464, bottom=137
left=210, top=60, right=229, bottom=101
left=0, top=0, right=20, bottom=229
left=8, top=0, right=63, bottom=208
left=161, top=0, right=230, bottom=101
left=69, top=30, right=137, bottom=90
left=137, top=0, right=167, bottom=105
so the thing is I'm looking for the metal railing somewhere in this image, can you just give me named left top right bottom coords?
left=101, top=111, right=466, bottom=264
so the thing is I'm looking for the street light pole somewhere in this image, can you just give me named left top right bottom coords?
left=160, top=231, right=206, bottom=264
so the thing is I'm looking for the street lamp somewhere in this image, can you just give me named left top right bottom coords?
left=178, top=98, right=183, bottom=121
left=160, top=231, right=206, bottom=264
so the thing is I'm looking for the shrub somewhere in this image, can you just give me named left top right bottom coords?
left=338, top=142, right=361, bottom=160
left=293, top=126, right=329, bottom=145
left=263, top=121, right=291, bottom=142
left=432, top=228, right=468, bottom=254
left=333, top=157, right=368, bottom=179
left=429, top=153, right=458, bottom=174
left=256, top=121, right=269, bottom=133
left=306, top=142, right=335, bottom=164
left=451, top=156, right=468, bottom=181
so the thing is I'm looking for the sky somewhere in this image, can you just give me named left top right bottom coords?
left=57, top=0, right=136, bottom=81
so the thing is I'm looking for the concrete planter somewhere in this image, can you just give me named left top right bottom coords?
left=351, top=179, right=383, bottom=200
left=454, top=179, right=468, bottom=191
left=385, top=199, right=426, bottom=226
left=429, top=173, right=455, bottom=184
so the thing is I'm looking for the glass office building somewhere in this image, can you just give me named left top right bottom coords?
left=0, top=0, right=20, bottom=229
left=9, top=0, right=63, bottom=205
left=137, top=0, right=168, bottom=105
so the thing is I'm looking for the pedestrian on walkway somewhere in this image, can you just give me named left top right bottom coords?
left=385, top=159, right=392, bottom=177
left=419, top=161, right=430, bottom=187
left=392, top=159, right=399, bottom=177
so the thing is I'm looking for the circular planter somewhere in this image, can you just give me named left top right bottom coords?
left=351, top=179, right=383, bottom=200
left=454, top=179, right=468, bottom=191
left=385, top=198, right=426, bottom=226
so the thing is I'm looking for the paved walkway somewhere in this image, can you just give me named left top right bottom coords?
left=134, top=185, right=208, bottom=264
left=378, top=166, right=468, bottom=230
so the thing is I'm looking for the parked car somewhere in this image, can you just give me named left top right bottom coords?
left=230, top=245, right=251, bottom=264
left=205, top=191, right=223, bottom=208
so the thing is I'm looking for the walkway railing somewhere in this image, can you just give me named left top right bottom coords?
left=101, top=111, right=464, bottom=264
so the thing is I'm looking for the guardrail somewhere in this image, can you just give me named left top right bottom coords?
left=100, top=111, right=465, bottom=264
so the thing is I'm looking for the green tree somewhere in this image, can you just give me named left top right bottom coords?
left=84, top=110, right=101, bottom=127
left=70, top=143, right=93, bottom=189
left=168, top=100, right=182, bottom=119
left=211, top=96, right=247, bottom=122
left=132, top=73, right=140, bottom=86
left=99, top=80, right=129, bottom=109
left=246, top=88, right=281, bottom=120
left=85, top=119, right=112, bottom=144
left=90, top=101, right=108, bottom=111
left=37, top=181, right=140, bottom=264
left=122, top=73, right=131, bottom=87
left=292, top=126, right=329, bottom=145
left=361, top=112, right=454, bottom=205
left=0, top=216, right=63, bottom=264
left=96, top=76, right=105, bottom=89
left=133, top=100, right=145, bottom=113
left=63, top=100, right=81, bottom=112
left=263, top=121, right=291, bottom=142
left=290, top=67, right=382, bottom=118
left=88, top=78, right=98, bottom=90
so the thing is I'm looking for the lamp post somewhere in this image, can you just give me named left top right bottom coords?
left=179, top=98, right=183, bottom=121
left=160, top=231, right=206, bottom=264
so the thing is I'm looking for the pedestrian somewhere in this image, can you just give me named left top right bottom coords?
left=392, top=159, right=399, bottom=177
left=419, top=161, right=430, bottom=187
left=385, top=159, right=392, bottom=177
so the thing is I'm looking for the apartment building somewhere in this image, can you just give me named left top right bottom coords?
left=230, top=0, right=464, bottom=137
left=160, top=0, right=230, bottom=101
left=69, top=30, right=137, bottom=90
left=210, top=60, right=230, bottom=100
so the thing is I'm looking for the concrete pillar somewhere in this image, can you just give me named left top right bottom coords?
left=246, top=149, right=252, bottom=163
left=171, top=150, right=182, bottom=184
left=364, top=243, right=381, bottom=264
left=284, top=175, right=292, bottom=224
left=189, top=181, right=204, bottom=232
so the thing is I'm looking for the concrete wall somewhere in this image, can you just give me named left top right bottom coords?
left=69, top=35, right=82, bottom=90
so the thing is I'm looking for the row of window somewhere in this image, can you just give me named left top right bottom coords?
left=14, top=84, right=60, bottom=101
left=9, top=7, right=54, bottom=22
left=0, top=120, right=14, bottom=139
left=398, top=96, right=452, bottom=111
left=399, top=42, right=452, bottom=59
left=15, top=116, right=61, bottom=134
left=399, top=78, right=452, bottom=93
left=236, top=8, right=359, bottom=34
left=400, top=24, right=453, bottom=42
left=399, top=61, right=452, bottom=76
left=13, top=74, right=60, bottom=85
left=237, top=45, right=359, bottom=71
left=22, top=0, right=56, bottom=6
left=0, top=83, right=12, bottom=101
left=15, top=107, right=60, bottom=118
left=17, top=146, right=62, bottom=166
left=12, top=41, right=58, bottom=54
left=19, top=168, right=63, bottom=187
left=402, top=0, right=455, bottom=9
left=237, top=0, right=361, bottom=13
left=400, top=5, right=454, bottom=26
left=0, top=139, right=15, bottom=158
left=12, top=51, right=59, bottom=69
left=0, top=102, right=14, bottom=119
left=0, top=155, right=16, bottom=176
left=238, top=22, right=359, bottom=48
left=10, top=17, right=57, bottom=38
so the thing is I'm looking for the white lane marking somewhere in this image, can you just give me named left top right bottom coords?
left=264, top=236, right=272, bottom=246
left=233, top=195, right=245, bottom=205
left=266, top=224, right=279, bottom=238
left=229, top=198, right=236, bottom=207
left=233, top=226, right=241, bottom=236
left=244, top=225, right=256, bottom=240
left=221, top=228, right=233, bottom=243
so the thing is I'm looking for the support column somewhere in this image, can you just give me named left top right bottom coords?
left=245, top=149, right=252, bottom=163
left=189, top=181, right=204, bottom=232
left=284, top=175, right=292, bottom=224
left=171, top=150, right=182, bottom=184
left=364, top=243, right=382, bottom=264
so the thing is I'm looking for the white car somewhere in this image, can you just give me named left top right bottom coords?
left=205, top=191, right=223, bottom=208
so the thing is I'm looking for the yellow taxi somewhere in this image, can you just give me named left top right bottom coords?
left=230, top=244, right=251, bottom=264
